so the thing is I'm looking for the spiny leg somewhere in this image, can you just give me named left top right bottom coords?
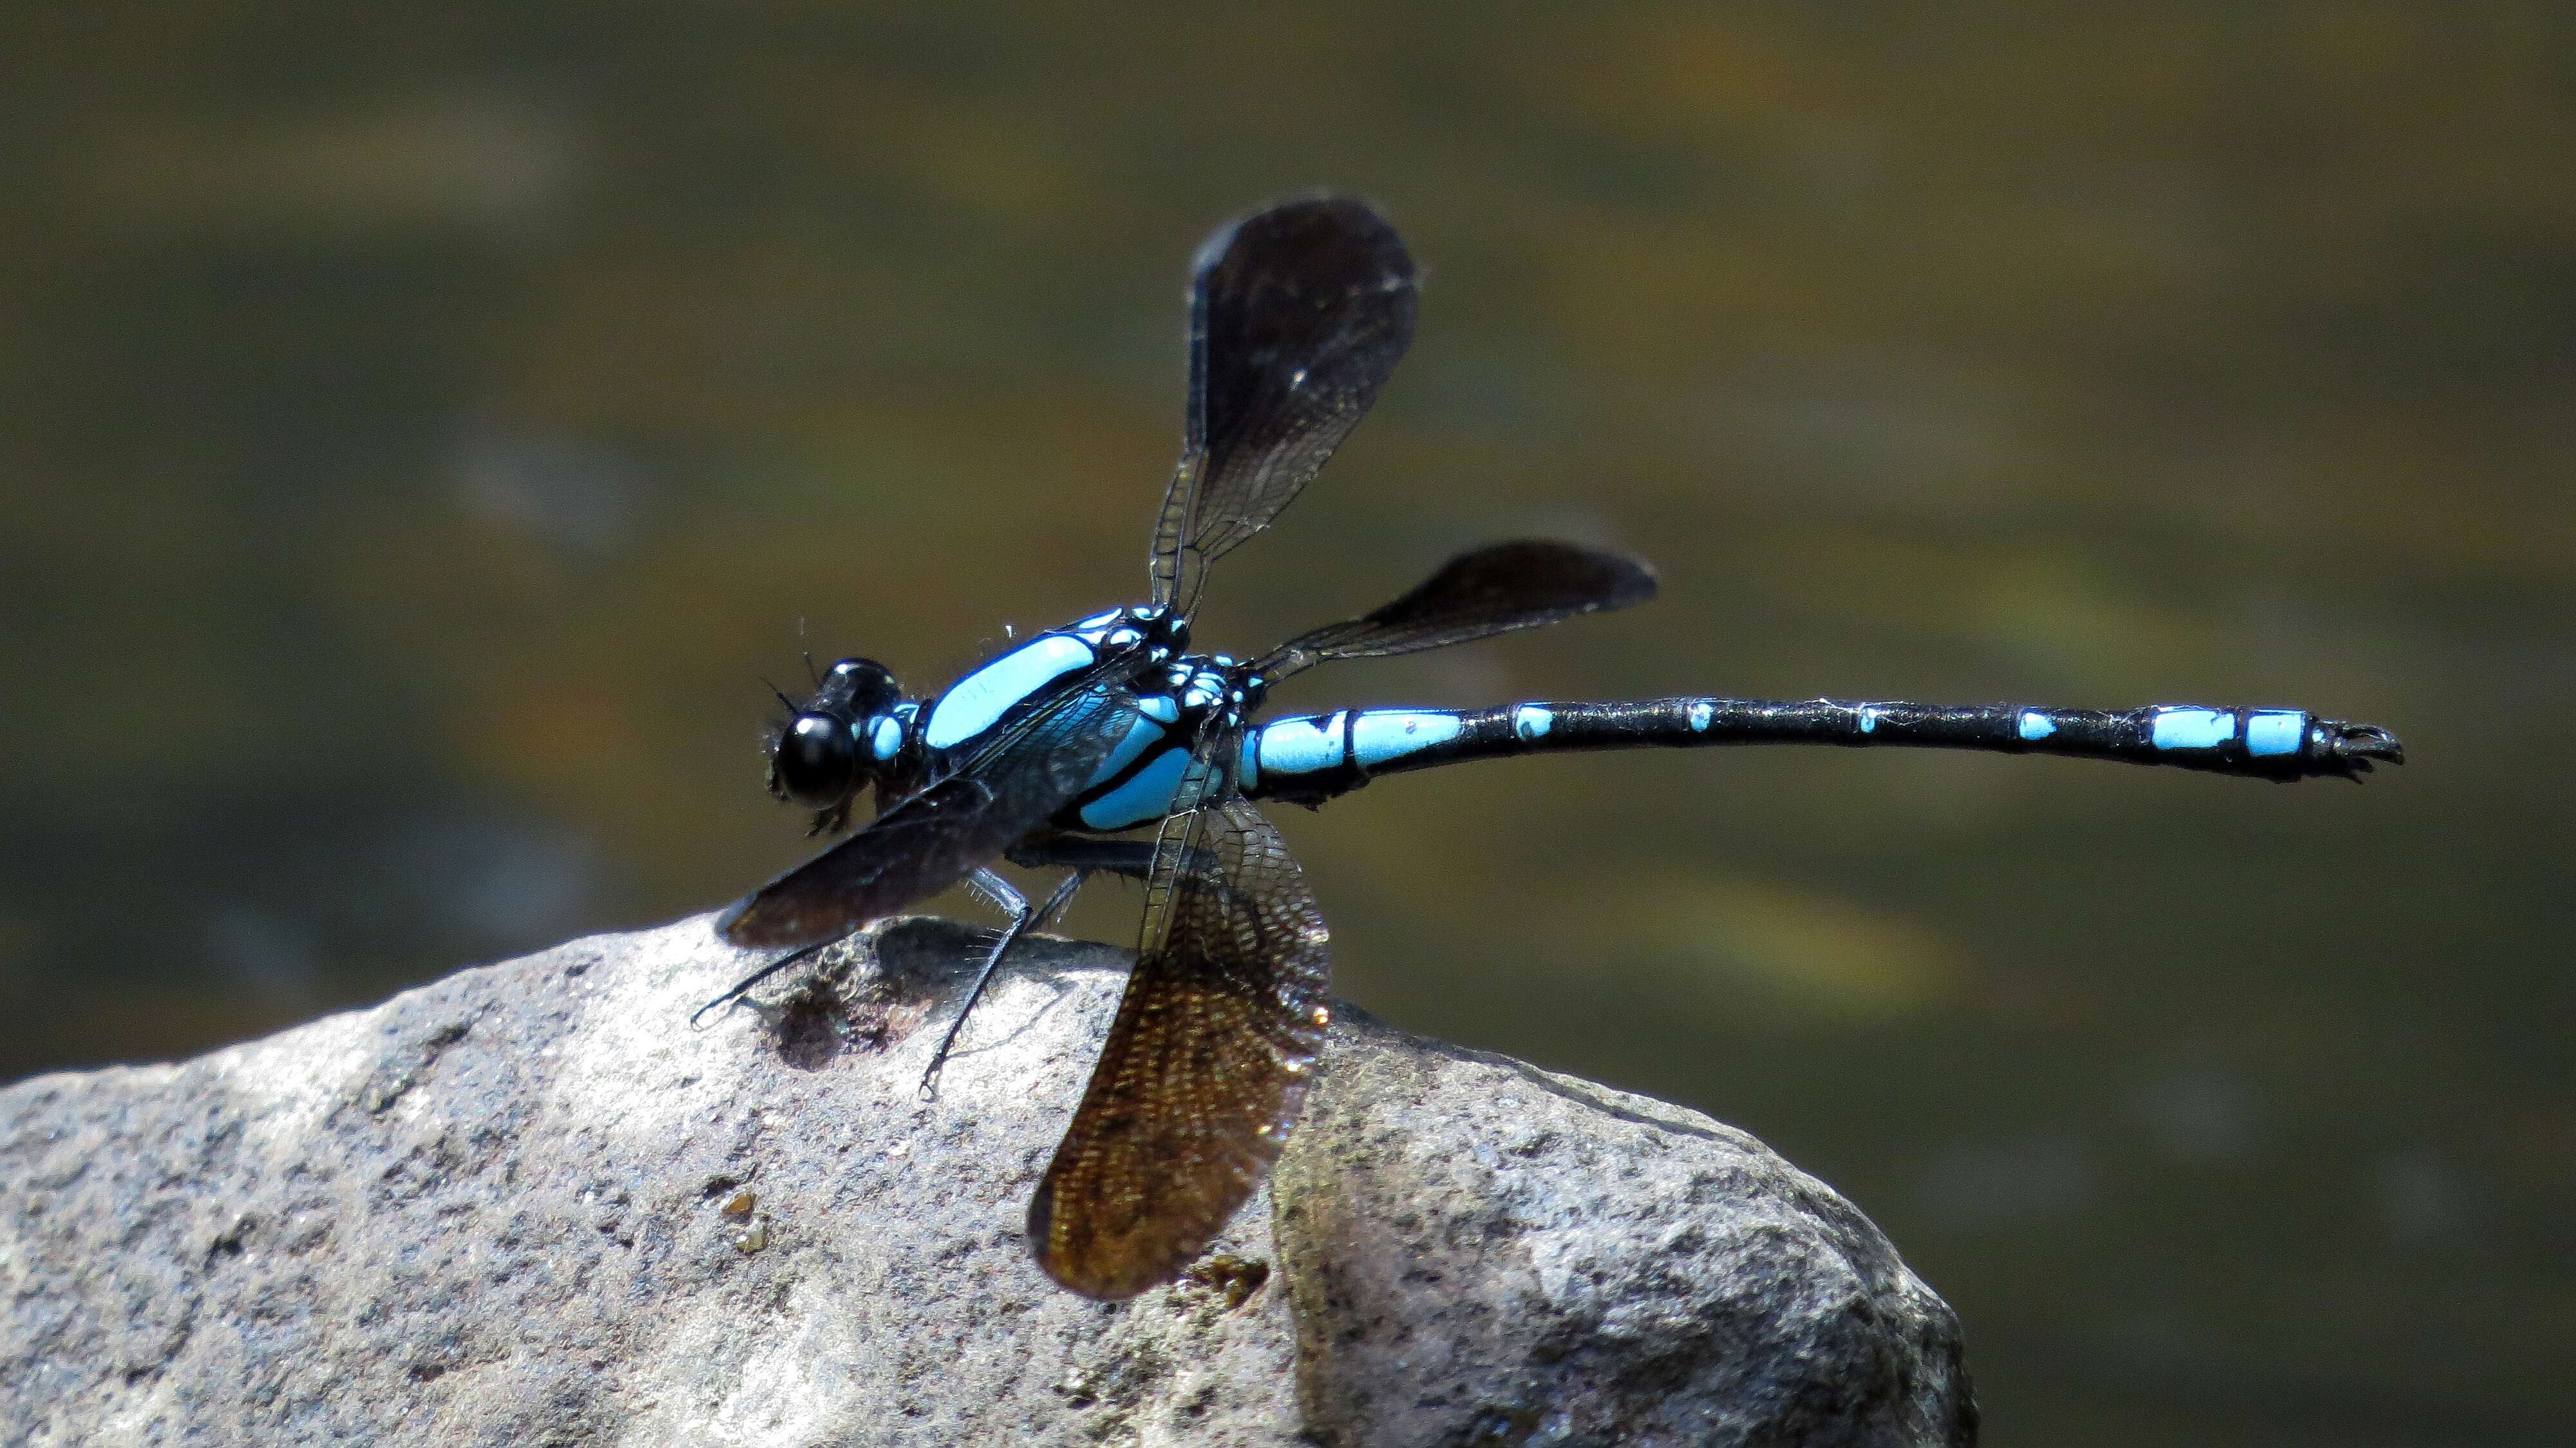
left=690, top=865, right=1051, bottom=1038
left=922, top=864, right=1121, bottom=1092
left=1009, top=834, right=1182, bottom=883
left=923, top=864, right=1115, bottom=1098
left=920, top=838, right=1181, bottom=1092
left=1007, top=835, right=1180, bottom=935
left=703, top=844, right=1153, bottom=1084
left=918, top=867, right=1037, bottom=1098
left=692, top=936, right=840, bottom=1030
left=1028, top=868, right=1090, bottom=933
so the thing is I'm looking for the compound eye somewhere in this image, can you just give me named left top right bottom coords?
left=820, top=658, right=900, bottom=716
left=773, top=712, right=861, bottom=809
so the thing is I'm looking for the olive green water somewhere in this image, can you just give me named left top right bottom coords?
left=3, top=6, right=2568, bottom=1442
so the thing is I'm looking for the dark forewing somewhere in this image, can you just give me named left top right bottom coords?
left=1027, top=799, right=1332, bottom=1300
left=717, top=684, right=1135, bottom=948
left=1254, top=538, right=1658, bottom=682
left=1150, top=196, right=1419, bottom=616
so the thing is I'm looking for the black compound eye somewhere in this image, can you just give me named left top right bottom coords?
left=773, top=712, right=861, bottom=808
left=819, top=658, right=900, bottom=717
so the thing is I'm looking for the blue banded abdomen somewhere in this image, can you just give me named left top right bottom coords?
left=1235, top=709, right=1461, bottom=799
left=1056, top=706, right=1486, bottom=833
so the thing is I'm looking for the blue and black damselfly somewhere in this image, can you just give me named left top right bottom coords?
left=704, top=197, right=2403, bottom=1300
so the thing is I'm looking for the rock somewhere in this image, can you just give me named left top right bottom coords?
left=0, top=914, right=1976, bottom=1446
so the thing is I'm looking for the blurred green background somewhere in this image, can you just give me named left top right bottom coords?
left=3, top=4, right=2568, bottom=1443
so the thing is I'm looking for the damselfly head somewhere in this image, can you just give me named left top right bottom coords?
left=767, top=657, right=902, bottom=814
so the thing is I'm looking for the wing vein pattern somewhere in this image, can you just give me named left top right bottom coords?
left=1028, top=797, right=1332, bottom=1299
left=1150, top=196, right=1418, bottom=616
left=1255, top=538, right=1657, bottom=683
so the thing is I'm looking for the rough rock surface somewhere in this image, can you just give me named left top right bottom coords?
left=0, top=913, right=1975, bottom=1446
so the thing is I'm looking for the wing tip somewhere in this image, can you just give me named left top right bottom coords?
left=1607, top=548, right=1660, bottom=609
left=1193, top=193, right=1416, bottom=287
left=712, top=892, right=762, bottom=945
left=1026, top=1183, right=1191, bottom=1302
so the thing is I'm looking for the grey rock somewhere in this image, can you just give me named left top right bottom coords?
left=0, top=914, right=1975, bottom=1446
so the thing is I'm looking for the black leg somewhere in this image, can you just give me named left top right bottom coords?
left=1028, top=869, right=1089, bottom=932
left=698, top=845, right=1157, bottom=1089
left=690, top=935, right=839, bottom=1030
left=921, top=852, right=1135, bottom=1093
left=1008, top=833, right=1166, bottom=881
left=920, top=867, right=1038, bottom=1098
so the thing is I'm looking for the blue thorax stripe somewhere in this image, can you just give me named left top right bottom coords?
left=922, top=634, right=1095, bottom=750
